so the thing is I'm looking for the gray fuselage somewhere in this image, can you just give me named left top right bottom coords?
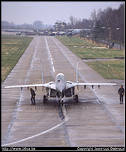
left=55, top=73, right=66, bottom=93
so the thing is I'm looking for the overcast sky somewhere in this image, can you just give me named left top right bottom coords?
left=1, top=1, right=124, bottom=25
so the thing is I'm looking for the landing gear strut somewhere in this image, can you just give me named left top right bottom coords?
left=74, top=95, right=78, bottom=103
left=59, top=97, right=63, bottom=106
left=43, top=95, right=47, bottom=103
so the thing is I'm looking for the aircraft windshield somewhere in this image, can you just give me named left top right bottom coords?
left=56, top=73, right=65, bottom=81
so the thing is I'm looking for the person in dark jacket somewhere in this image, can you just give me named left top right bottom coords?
left=30, top=88, right=36, bottom=105
left=118, top=85, right=124, bottom=104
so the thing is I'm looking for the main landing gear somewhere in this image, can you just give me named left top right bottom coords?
left=74, top=95, right=78, bottom=103
left=59, top=95, right=78, bottom=106
left=43, top=95, right=47, bottom=103
left=42, top=94, right=78, bottom=105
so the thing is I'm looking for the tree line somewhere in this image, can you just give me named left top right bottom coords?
left=2, top=20, right=44, bottom=29
left=67, top=3, right=124, bottom=43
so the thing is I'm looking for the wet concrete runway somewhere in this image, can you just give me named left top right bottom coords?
left=2, top=36, right=125, bottom=147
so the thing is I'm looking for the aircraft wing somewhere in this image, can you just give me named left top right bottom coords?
left=66, top=81, right=116, bottom=89
left=4, top=82, right=56, bottom=90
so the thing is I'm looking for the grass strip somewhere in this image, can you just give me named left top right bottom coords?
left=1, top=35, right=33, bottom=82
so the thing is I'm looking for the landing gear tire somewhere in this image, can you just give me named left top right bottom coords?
left=31, top=97, right=35, bottom=105
left=43, top=95, right=47, bottom=103
left=62, top=100, right=63, bottom=106
left=58, top=100, right=60, bottom=106
left=75, top=95, right=78, bottom=103
left=59, top=99, right=63, bottom=106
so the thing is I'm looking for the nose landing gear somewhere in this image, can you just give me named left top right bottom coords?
left=59, top=97, right=64, bottom=106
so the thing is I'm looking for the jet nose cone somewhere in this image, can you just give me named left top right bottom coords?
left=59, top=89, right=63, bottom=93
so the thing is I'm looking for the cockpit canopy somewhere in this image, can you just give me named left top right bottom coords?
left=56, top=73, right=66, bottom=82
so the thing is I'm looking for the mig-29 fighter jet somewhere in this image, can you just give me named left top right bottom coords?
left=4, top=61, right=116, bottom=105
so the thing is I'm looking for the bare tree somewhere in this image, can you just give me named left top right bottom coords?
left=69, top=15, right=75, bottom=29
left=90, top=9, right=97, bottom=21
left=66, top=3, right=124, bottom=43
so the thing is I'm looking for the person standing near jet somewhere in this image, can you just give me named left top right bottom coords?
left=30, top=88, right=36, bottom=105
left=118, top=85, right=124, bottom=104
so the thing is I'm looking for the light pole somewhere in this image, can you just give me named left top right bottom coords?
left=101, top=27, right=105, bottom=43
left=116, top=27, right=121, bottom=49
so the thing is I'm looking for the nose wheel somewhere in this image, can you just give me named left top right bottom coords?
left=59, top=97, right=63, bottom=106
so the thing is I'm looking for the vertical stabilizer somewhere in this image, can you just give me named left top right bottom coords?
left=40, top=59, right=44, bottom=84
left=76, top=60, right=79, bottom=84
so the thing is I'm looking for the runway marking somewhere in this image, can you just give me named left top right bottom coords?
left=24, top=37, right=39, bottom=84
left=44, top=37, right=55, bottom=74
left=52, top=37, right=101, bottom=102
left=3, top=37, right=40, bottom=145
left=2, top=118, right=69, bottom=147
